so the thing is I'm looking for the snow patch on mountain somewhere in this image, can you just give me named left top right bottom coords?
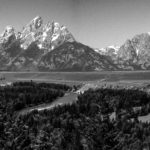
left=94, top=45, right=120, bottom=55
left=0, top=16, right=75, bottom=51
left=107, top=45, right=120, bottom=54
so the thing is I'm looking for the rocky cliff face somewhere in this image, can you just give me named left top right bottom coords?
left=117, top=33, right=150, bottom=70
left=0, top=16, right=75, bottom=51
left=0, top=16, right=116, bottom=71
left=95, top=33, right=150, bottom=70
left=0, top=16, right=150, bottom=71
left=19, top=16, right=75, bottom=50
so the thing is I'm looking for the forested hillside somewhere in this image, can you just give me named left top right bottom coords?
left=1, top=83, right=150, bottom=149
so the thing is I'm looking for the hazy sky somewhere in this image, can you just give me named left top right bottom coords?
left=0, top=0, right=150, bottom=48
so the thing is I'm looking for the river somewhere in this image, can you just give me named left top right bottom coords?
left=18, top=92, right=78, bottom=116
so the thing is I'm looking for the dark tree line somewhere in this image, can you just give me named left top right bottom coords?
left=0, top=81, right=72, bottom=113
left=1, top=83, right=150, bottom=150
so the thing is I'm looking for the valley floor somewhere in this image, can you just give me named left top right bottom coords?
left=2, top=72, right=150, bottom=149
left=2, top=71, right=150, bottom=121
left=0, top=70, right=150, bottom=85
left=14, top=71, right=150, bottom=121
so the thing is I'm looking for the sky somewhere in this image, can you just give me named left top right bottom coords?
left=0, top=0, right=150, bottom=48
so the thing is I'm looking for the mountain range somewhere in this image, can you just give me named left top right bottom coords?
left=0, top=16, right=150, bottom=71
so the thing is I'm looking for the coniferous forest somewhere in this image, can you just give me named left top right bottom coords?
left=1, top=82, right=150, bottom=149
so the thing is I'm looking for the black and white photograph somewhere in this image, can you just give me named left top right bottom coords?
left=1, top=0, right=150, bottom=149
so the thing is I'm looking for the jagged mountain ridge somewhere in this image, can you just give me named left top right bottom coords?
left=0, top=16, right=117, bottom=71
left=95, top=33, right=150, bottom=70
left=0, top=16, right=75, bottom=51
left=117, top=33, right=150, bottom=70
left=0, top=16, right=150, bottom=71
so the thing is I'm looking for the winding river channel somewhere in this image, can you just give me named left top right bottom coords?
left=18, top=92, right=78, bottom=116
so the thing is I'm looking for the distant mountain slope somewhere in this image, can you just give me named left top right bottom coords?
left=117, top=33, right=150, bottom=70
left=0, top=16, right=118, bottom=71
left=38, top=42, right=117, bottom=71
left=0, top=16, right=150, bottom=71
left=95, top=33, right=150, bottom=70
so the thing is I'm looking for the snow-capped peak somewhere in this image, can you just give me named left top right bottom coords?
left=54, top=22, right=60, bottom=28
left=0, top=26, right=16, bottom=45
left=1, top=26, right=15, bottom=37
left=108, top=45, right=120, bottom=50
left=0, top=16, right=75, bottom=50
left=95, top=45, right=120, bottom=55
left=94, top=48, right=106, bottom=54
left=33, top=16, right=42, bottom=22
left=107, top=45, right=120, bottom=54
left=29, top=16, right=43, bottom=30
left=17, top=16, right=75, bottom=50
